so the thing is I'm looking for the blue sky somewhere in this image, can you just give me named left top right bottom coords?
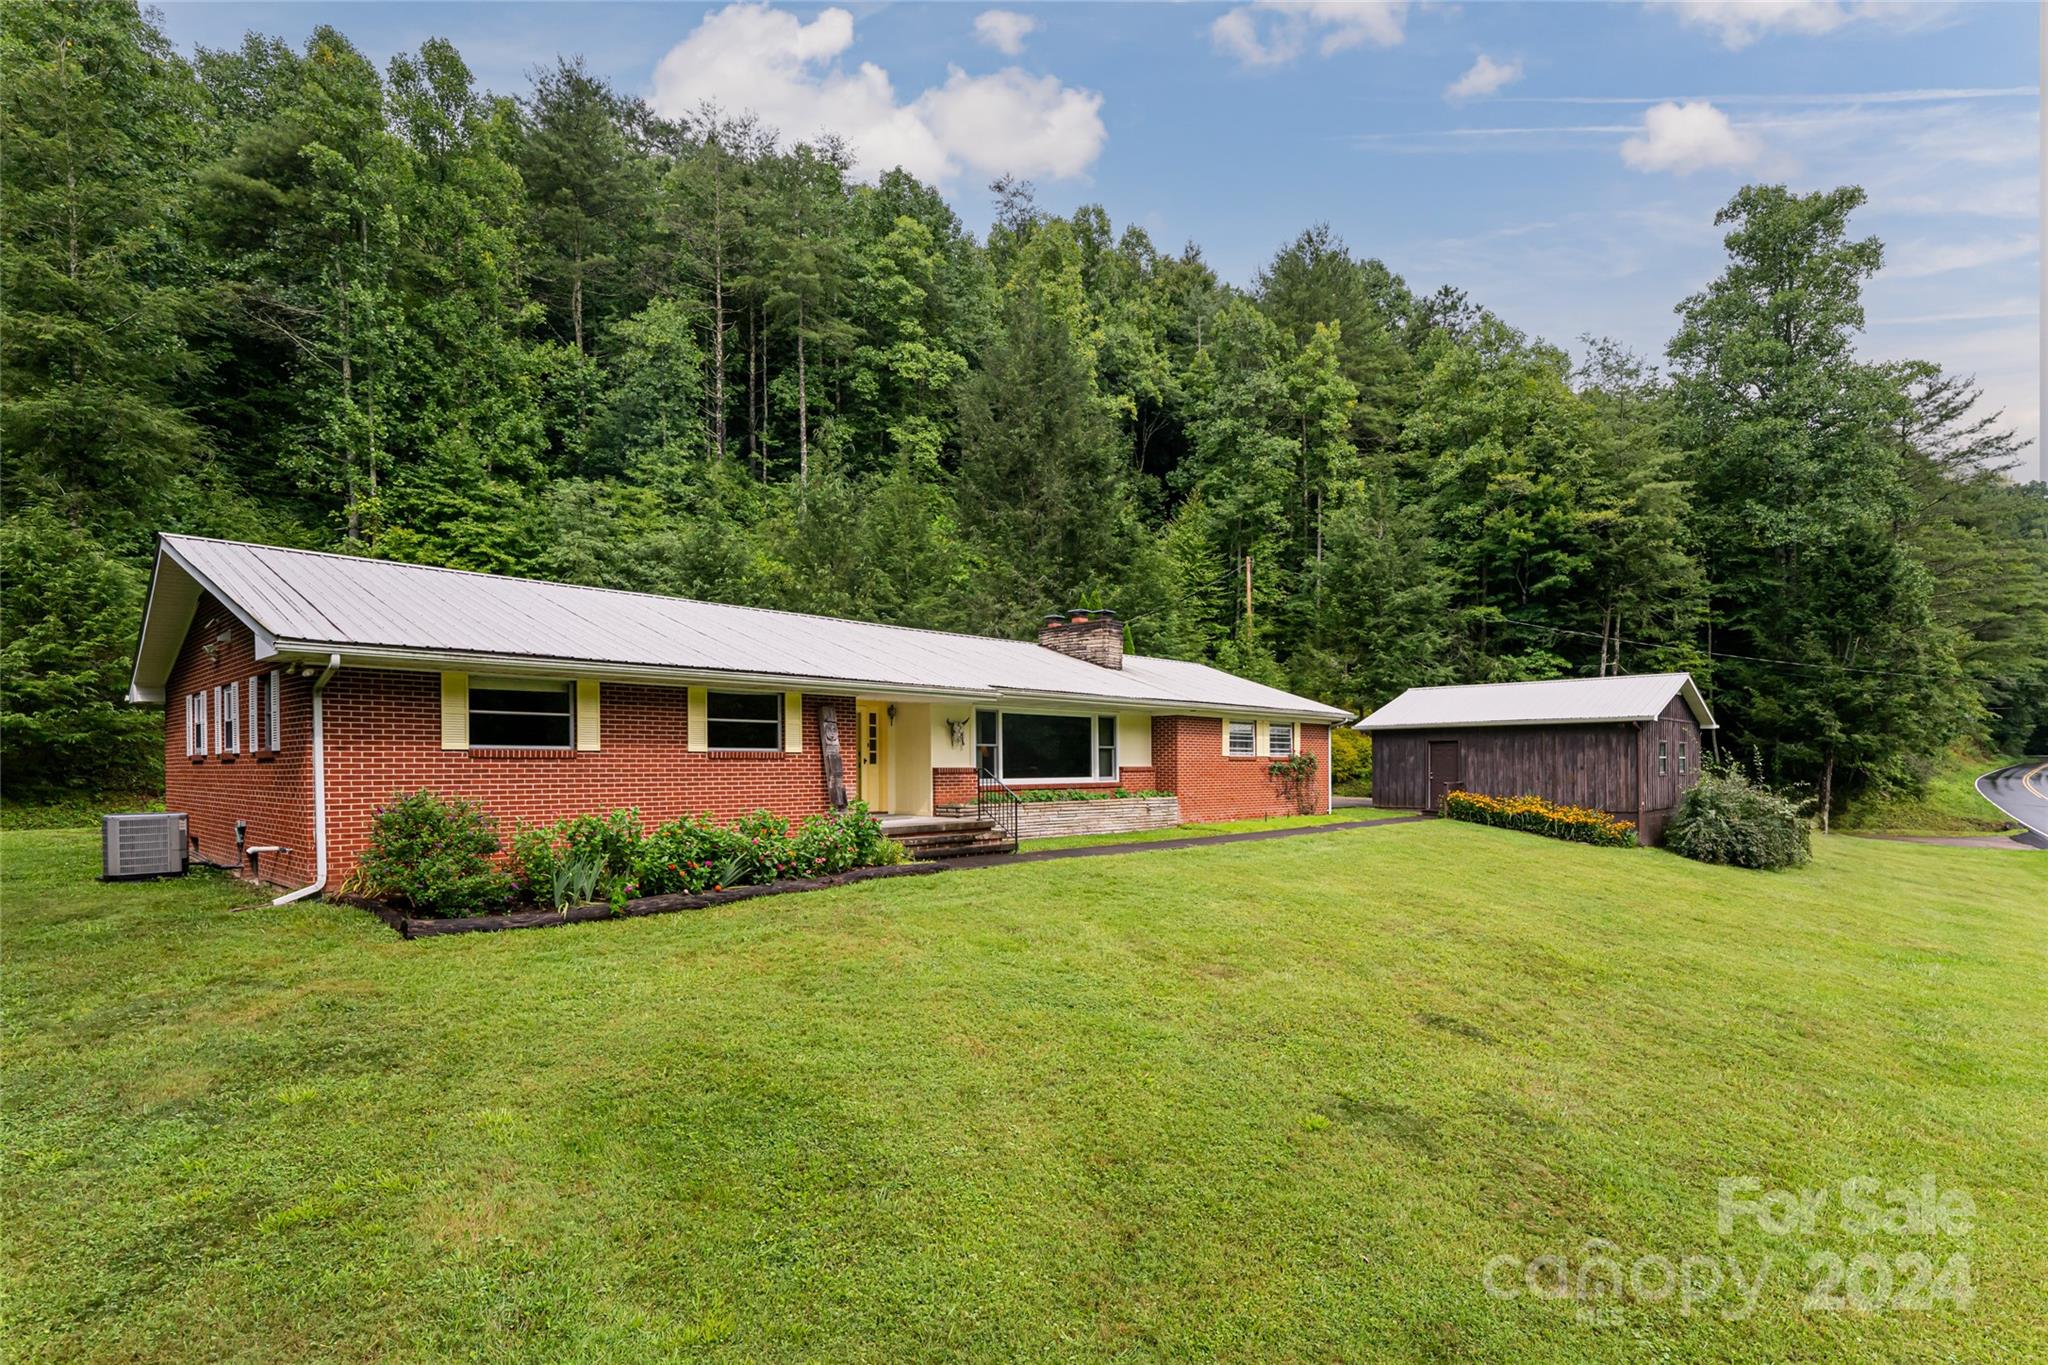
left=156, top=2, right=2043, bottom=474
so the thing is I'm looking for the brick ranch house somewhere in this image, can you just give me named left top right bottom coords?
left=129, top=535, right=1350, bottom=897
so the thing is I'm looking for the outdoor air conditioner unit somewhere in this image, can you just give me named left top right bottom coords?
left=102, top=813, right=189, bottom=880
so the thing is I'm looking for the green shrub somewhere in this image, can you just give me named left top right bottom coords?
left=1005, top=787, right=1170, bottom=803
left=631, top=802, right=891, bottom=895
left=356, top=791, right=514, bottom=916
left=1331, top=727, right=1371, bottom=797
left=1666, top=761, right=1812, bottom=870
left=511, top=808, right=644, bottom=901
left=1440, top=791, right=1638, bottom=848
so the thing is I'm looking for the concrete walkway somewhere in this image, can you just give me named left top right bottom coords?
left=940, top=814, right=1429, bottom=870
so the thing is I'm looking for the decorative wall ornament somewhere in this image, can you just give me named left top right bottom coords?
left=946, top=717, right=970, bottom=749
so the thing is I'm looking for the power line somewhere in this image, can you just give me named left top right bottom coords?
left=1496, top=617, right=1955, bottom=682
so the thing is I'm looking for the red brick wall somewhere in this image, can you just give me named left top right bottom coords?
left=933, top=767, right=978, bottom=807
left=162, top=595, right=318, bottom=887
left=322, top=670, right=854, bottom=884
left=1150, top=718, right=1331, bottom=822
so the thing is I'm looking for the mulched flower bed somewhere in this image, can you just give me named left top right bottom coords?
left=346, top=861, right=951, bottom=939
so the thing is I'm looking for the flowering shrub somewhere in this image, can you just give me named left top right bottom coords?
left=356, top=791, right=515, bottom=915
left=631, top=802, right=893, bottom=896
left=510, top=808, right=643, bottom=903
left=1439, top=790, right=1638, bottom=848
left=1666, top=760, right=1811, bottom=870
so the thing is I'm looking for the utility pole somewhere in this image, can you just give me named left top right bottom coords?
left=1244, top=553, right=1254, bottom=645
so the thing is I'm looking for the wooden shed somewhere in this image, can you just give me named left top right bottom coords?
left=1357, top=674, right=1717, bottom=845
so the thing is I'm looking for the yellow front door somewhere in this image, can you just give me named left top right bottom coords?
left=857, top=702, right=890, bottom=811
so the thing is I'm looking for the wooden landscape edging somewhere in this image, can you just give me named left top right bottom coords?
left=357, top=861, right=951, bottom=939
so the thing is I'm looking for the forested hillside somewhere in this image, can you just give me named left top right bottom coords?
left=5, top=4, right=2045, bottom=817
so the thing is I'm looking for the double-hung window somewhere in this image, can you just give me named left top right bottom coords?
left=975, top=710, right=998, bottom=778
left=1097, top=715, right=1118, bottom=779
left=470, top=678, right=574, bottom=748
left=217, top=683, right=239, bottom=755
left=1678, top=741, right=1689, bottom=776
left=1226, top=720, right=1257, bottom=756
left=1658, top=739, right=1670, bottom=776
left=707, top=691, right=782, bottom=750
left=186, top=691, right=208, bottom=757
left=1268, top=722, right=1294, bottom=757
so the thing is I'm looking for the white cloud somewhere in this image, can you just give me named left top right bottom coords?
left=1885, top=234, right=2040, bottom=280
left=650, top=4, right=1105, bottom=183
left=1444, top=54, right=1523, bottom=102
left=1619, top=100, right=1762, bottom=173
left=918, top=66, right=1107, bottom=180
left=974, top=9, right=1036, bottom=56
left=1211, top=1, right=1407, bottom=67
left=1664, top=1, right=1953, bottom=50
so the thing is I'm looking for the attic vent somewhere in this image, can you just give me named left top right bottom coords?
left=1038, top=608, right=1123, bottom=670
left=102, top=813, right=188, bottom=880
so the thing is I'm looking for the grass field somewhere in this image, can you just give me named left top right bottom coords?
left=5, top=823, right=2044, bottom=1362
left=1836, top=745, right=2023, bottom=838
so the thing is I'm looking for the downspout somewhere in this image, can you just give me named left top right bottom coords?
left=272, top=654, right=340, bottom=906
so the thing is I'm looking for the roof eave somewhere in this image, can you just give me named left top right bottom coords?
left=265, top=641, right=1349, bottom=719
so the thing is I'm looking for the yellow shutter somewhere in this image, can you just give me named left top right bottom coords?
left=440, top=672, right=469, bottom=750
left=687, top=686, right=708, bottom=752
left=783, top=691, right=803, bottom=752
left=576, top=680, right=600, bottom=751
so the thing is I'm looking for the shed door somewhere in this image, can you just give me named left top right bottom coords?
left=1427, top=740, right=1461, bottom=812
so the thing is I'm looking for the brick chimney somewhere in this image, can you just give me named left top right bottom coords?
left=1038, top=608, right=1123, bottom=669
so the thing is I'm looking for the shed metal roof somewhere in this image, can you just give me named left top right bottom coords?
left=130, top=535, right=1351, bottom=721
left=1354, top=673, right=1716, bottom=731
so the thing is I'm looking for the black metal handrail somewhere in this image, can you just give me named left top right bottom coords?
left=975, top=768, right=1023, bottom=848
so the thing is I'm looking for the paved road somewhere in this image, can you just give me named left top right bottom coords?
left=1975, top=761, right=2048, bottom=851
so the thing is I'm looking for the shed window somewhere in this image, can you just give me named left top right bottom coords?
left=1097, top=715, right=1118, bottom=778
left=706, top=691, right=782, bottom=751
left=1678, top=741, right=1688, bottom=776
left=1268, top=722, right=1294, bottom=757
left=1226, top=720, right=1257, bottom=756
left=1658, top=739, right=1669, bottom=776
left=218, top=682, right=239, bottom=755
left=470, top=678, right=574, bottom=748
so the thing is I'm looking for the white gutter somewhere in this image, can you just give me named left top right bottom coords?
left=272, top=653, right=340, bottom=906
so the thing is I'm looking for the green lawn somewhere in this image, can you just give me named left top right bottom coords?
left=5, top=824, right=2044, bottom=1362
left=1837, top=744, right=2023, bottom=838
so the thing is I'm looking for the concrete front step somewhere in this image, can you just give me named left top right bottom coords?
left=890, top=820, right=1018, bottom=860
left=907, top=836, right=1018, bottom=860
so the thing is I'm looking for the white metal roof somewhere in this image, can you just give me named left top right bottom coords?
left=1354, top=673, right=1716, bottom=731
left=130, top=535, right=1351, bottom=721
